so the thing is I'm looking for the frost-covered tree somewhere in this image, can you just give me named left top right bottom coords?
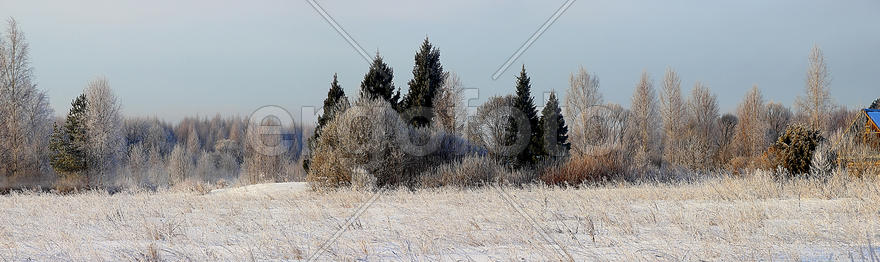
left=0, top=18, right=53, bottom=180
left=467, top=95, right=521, bottom=160
left=627, top=71, right=660, bottom=168
left=564, top=66, right=603, bottom=157
left=304, top=73, right=349, bottom=172
left=83, top=77, right=125, bottom=185
left=186, top=126, right=201, bottom=156
left=684, top=82, right=720, bottom=171
left=243, top=117, right=299, bottom=184
left=167, top=144, right=191, bottom=185
left=660, top=67, right=685, bottom=166
left=734, top=85, right=768, bottom=158
left=795, top=45, right=833, bottom=133
left=431, top=72, right=466, bottom=135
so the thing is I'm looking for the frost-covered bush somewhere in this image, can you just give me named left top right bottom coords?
left=308, top=98, right=481, bottom=189
left=307, top=99, right=409, bottom=188
left=419, top=155, right=529, bottom=188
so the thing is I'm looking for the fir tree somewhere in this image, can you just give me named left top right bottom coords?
left=539, top=91, right=570, bottom=158
left=360, top=53, right=400, bottom=109
left=49, top=94, right=89, bottom=177
left=304, top=74, right=349, bottom=172
left=402, top=38, right=445, bottom=126
left=510, top=66, right=543, bottom=166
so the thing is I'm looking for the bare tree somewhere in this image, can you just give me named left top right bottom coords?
left=627, top=71, right=659, bottom=168
left=717, top=113, right=738, bottom=165
left=659, top=67, right=685, bottom=166
left=734, top=85, right=768, bottom=158
left=84, top=77, right=125, bottom=186
left=795, top=45, right=833, bottom=133
left=564, top=66, right=604, bottom=157
left=432, top=72, right=466, bottom=135
left=765, top=102, right=792, bottom=144
left=186, top=126, right=201, bottom=156
left=0, top=18, right=53, bottom=181
left=167, top=144, right=191, bottom=186
left=466, top=95, right=521, bottom=159
left=683, top=82, right=720, bottom=171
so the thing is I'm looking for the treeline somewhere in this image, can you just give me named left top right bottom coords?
left=1, top=18, right=876, bottom=191
left=0, top=19, right=304, bottom=190
left=304, top=39, right=875, bottom=188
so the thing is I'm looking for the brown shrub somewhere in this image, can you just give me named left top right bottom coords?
left=540, top=150, right=626, bottom=186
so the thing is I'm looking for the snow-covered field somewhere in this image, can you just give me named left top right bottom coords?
left=1, top=174, right=879, bottom=261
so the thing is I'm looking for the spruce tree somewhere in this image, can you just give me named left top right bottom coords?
left=49, top=94, right=89, bottom=176
left=511, top=66, right=543, bottom=166
left=360, top=53, right=400, bottom=110
left=402, top=38, right=445, bottom=126
left=539, top=91, right=570, bottom=158
left=304, top=74, right=349, bottom=172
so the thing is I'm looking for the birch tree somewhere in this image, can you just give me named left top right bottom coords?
left=684, top=82, right=720, bottom=171
left=734, top=85, right=768, bottom=158
left=432, top=72, right=466, bottom=135
left=659, top=67, right=685, bottom=166
left=564, top=66, right=603, bottom=157
left=795, top=45, right=832, bottom=133
left=627, top=71, right=659, bottom=168
left=84, top=77, right=125, bottom=185
left=0, top=18, right=53, bottom=180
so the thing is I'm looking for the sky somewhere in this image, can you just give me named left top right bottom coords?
left=1, top=0, right=878, bottom=122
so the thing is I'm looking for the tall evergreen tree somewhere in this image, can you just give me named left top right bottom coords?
left=360, top=53, right=400, bottom=109
left=304, top=74, right=349, bottom=172
left=510, top=66, right=543, bottom=166
left=539, top=91, right=570, bottom=158
left=49, top=94, right=89, bottom=177
left=402, top=38, right=445, bottom=126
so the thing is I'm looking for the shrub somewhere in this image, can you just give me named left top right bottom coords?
left=308, top=98, right=482, bottom=189
left=767, top=124, right=823, bottom=176
left=418, top=155, right=530, bottom=187
left=540, top=149, right=627, bottom=186
left=809, top=142, right=836, bottom=178
left=307, top=98, right=409, bottom=189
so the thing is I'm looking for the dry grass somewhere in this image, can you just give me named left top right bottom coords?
left=0, top=171, right=878, bottom=261
left=540, top=152, right=627, bottom=186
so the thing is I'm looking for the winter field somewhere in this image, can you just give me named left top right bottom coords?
left=1, top=172, right=878, bottom=261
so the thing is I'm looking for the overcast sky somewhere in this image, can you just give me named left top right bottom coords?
left=1, top=0, right=878, bottom=121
